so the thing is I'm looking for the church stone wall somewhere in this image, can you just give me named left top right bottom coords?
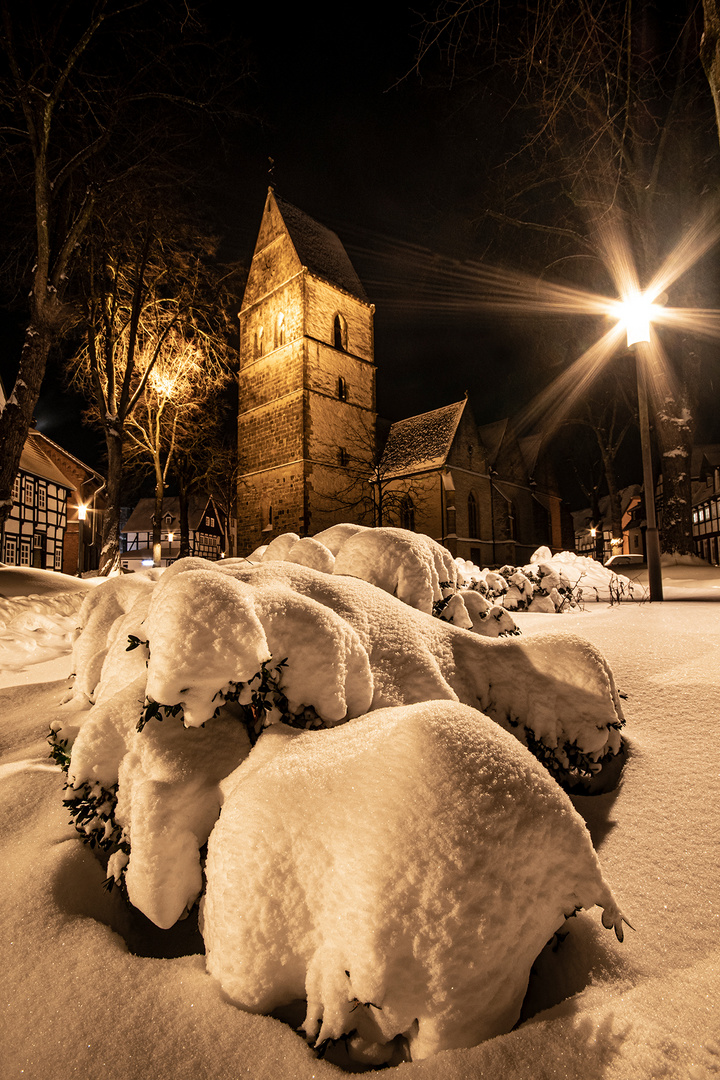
left=304, top=277, right=374, bottom=364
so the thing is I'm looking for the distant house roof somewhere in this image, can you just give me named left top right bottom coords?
left=379, top=399, right=467, bottom=479
left=274, top=193, right=368, bottom=303
left=124, top=495, right=223, bottom=534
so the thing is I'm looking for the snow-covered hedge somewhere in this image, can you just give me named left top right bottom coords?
left=455, top=547, right=644, bottom=609
left=50, top=557, right=625, bottom=934
left=202, top=701, right=625, bottom=1062
left=249, top=525, right=519, bottom=636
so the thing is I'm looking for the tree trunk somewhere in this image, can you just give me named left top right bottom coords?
left=0, top=321, right=53, bottom=527
left=152, top=468, right=164, bottom=566
left=98, top=429, right=124, bottom=576
left=178, top=480, right=191, bottom=558
left=657, top=402, right=695, bottom=556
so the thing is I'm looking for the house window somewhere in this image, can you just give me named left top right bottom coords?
left=206, top=515, right=215, bottom=528
left=54, top=546, right=62, bottom=569
left=254, top=326, right=264, bottom=358
left=276, top=312, right=285, bottom=348
left=337, top=376, right=348, bottom=402
left=400, top=495, right=415, bottom=531
left=3, top=536, right=16, bottom=564
left=12, top=476, right=20, bottom=502
left=19, top=540, right=31, bottom=566
left=338, top=447, right=349, bottom=467
left=333, top=313, right=348, bottom=351
left=38, top=485, right=46, bottom=510
left=468, top=492, right=479, bottom=538
left=22, top=477, right=34, bottom=505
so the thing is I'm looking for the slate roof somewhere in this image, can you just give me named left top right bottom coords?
left=477, top=418, right=509, bottom=468
left=379, top=399, right=467, bottom=478
left=274, top=193, right=368, bottom=303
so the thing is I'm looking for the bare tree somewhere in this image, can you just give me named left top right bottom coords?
left=71, top=196, right=238, bottom=572
left=0, top=1, right=246, bottom=532
left=415, top=1, right=716, bottom=555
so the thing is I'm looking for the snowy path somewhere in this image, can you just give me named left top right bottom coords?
left=1, top=594, right=719, bottom=1079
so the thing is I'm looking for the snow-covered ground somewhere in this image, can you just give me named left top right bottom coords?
left=1, top=559, right=719, bottom=1079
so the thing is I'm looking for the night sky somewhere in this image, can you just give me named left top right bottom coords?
left=21, top=2, right=720, bottom=506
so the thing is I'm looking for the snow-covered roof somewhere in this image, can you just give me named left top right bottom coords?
left=124, top=496, right=222, bottom=534
left=20, top=437, right=74, bottom=489
left=27, top=429, right=103, bottom=486
left=379, top=399, right=467, bottom=478
left=274, top=193, right=368, bottom=303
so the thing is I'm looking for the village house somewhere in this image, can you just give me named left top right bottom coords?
left=121, top=495, right=227, bottom=570
left=0, top=426, right=104, bottom=575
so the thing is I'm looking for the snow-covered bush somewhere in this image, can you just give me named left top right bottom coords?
left=52, top=558, right=625, bottom=930
left=202, top=701, right=626, bottom=1062
left=456, top=553, right=581, bottom=613
left=254, top=527, right=516, bottom=634
left=333, top=526, right=460, bottom=616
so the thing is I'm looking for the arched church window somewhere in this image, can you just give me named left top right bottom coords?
left=254, top=326, right=264, bottom=358
left=333, top=313, right=348, bottom=351
left=468, top=491, right=479, bottom=538
left=337, top=375, right=348, bottom=402
left=400, top=495, right=415, bottom=531
left=275, top=313, right=285, bottom=348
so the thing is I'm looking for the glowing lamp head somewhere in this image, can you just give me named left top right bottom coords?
left=619, top=292, right=654, bottom=346
left=168, top=531, right=174, bottom=543
left=77, top=503, right=87, bottom=521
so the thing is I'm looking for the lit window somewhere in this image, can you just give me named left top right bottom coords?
left=276, top=312, right=285, bottom=348
left=254, top=326, right=264, bottom=358
left=693, top=509, right=699, bottom=524
left=206, top=516, right=215, bottom=528
left=337, top=376, right=348, bottom=402
left=333, top=313, right=348, bottom=351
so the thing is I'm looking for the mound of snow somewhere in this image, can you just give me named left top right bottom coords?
left=202, top=701, right=624, bottom=1061
left=333, top=527, right=458, bottom=615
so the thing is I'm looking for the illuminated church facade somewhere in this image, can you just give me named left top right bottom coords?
left=237, top=190, right=567, bottom=563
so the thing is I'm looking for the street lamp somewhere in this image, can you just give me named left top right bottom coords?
left=77, top=502, right=87, bottom=577
left=619, top=294, right=663, bottom=601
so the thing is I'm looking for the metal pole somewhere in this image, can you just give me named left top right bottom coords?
left=635, top=344, right=663, bottom=601
left=77, top=518, right=85, bottom=577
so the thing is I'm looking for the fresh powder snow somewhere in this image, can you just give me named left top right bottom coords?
left=0, top=555, right=718, bottom=1079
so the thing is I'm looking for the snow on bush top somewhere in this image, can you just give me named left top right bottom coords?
left=202, top=700, right=625, bottom=1061
left=333, top=527, right=458, bottom=614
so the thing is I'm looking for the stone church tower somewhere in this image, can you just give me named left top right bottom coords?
left=237, top=190, right=376, bottom=554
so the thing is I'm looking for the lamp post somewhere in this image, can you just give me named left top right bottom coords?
left=623, top=296, right=663, bottom=601
left=77, top=502, right=87, bottom=577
